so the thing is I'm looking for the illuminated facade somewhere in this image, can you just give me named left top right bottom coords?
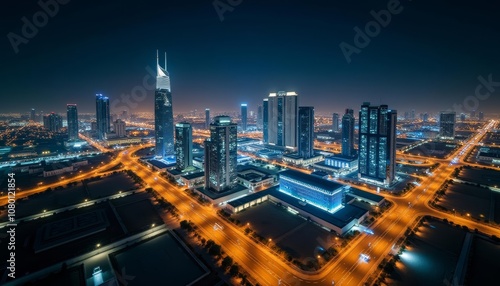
left=279, top=169, right=344, bottom=211
left=205, top=108, right=210, bottom=129
left=298, top=106, right=315, bottom=159
left=332, top=113, right=339, bottom=132
left=266, top=91, right=298, bottom=149
left=241, top=103, right=247, bottom=131
left=358, top=102, right=397, bottom=185
left=155, top=51, right=175, bottom=158
left=175, top=122, right=193, bottom=170
left=43, top=112, right=63, bottom=132
left=113, top=119, right=126, bottom=138
left=95, top=94, right=110, bottom=140
left=341, top=108, right=355, bottom=158
left=66, top=104, right=78, bottom=141
left=439, top=111, right=456, bottom=140
left=204, top=116, right=238, bottom=192
left=263, top=98, right=269, bottom=143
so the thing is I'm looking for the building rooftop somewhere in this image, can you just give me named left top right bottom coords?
left=148, top=159, right=175, bottom=169
left=346, top=187, right=385, bottom=204
left=268, top=187, right=367, bottom=229
left=279, top=169, right=344, bottom=192
left=181, top=171, right=204, bottom=180
left=196, top=184, right=248, bottom=200
left=227, top=188, right=273, bottom=208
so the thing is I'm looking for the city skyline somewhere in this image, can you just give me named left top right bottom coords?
left=2, top=2, right=500, bottom=285
left=2, top=1, right=500, bottom=115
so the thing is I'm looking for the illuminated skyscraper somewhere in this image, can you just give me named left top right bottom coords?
left=66, top=104, right=79, bottom=141
left=43, top=112, right=63, bottom=132
left=332, top=113, right=339, bottom=132
left=95, top=94, right=110, bottom=140
left=205, top=108, right=210, bottom=129
left=257, top=105, right=263, bottom=130
left=241, top=103, right=248, bottom=131
left=204, top=116, right=238, bottom=192
left=298, top=106, right=315, bottom=159
left=30, top=108, right=36, bottom=121
left=439, top=111, right=456, bottom=140
left=175, top=122, right=193, bottom=170
left=341, top=108, right=355, bottom=158
left=266, top=91, right=298, bottom=149
left=263, top=99, right=269, bottom=143
left=113, top=119, right=126, bottom=138
left=154, top=51, right=174, bottom=158
left=358, top=102, right=397, bottom=185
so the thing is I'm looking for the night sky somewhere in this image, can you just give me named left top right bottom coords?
left=2, top=0, right=500, bottom=115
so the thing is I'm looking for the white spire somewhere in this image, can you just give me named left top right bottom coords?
left=164, top=52, right=167, bottom=70
left=156, top=49, right=159, bottom=66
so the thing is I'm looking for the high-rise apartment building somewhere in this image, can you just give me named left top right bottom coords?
left=439, top=111, right=456, bottom=140
left=332, top=113, right=339, bottom=132
left=43, top=112, right=63, bottom=132
left=113, top=119, right=126, bottom=138
left=341, top=108, right=355, bottom=158
left=263, top=99, right=269, bottom=143
left=95, top=94, right=110, bottom=140
left=175, top=122, right=193, bottom=170
left=358, top=102, right=397, bottom=185
left=241, top=103, right=247, bottom=131
left=205, top=108, right=210, bottom=129
left=66, top=104, right=79, bottom=141
left=265, top=91, right=298, bottom=149
left=204, top=116, right=238, bottom=192
left=298, top=107, right=315, bottom=159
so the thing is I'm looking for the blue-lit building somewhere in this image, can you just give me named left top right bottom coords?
left=358, top=102, right=397, bottom=185
left=341, top=108, right=355, bottom=158
left=263, top=98, right=268, bottom=143
left=155, top=51, right=175, bottom=158
left=298, top=106, right=315, bottom=159
left=241, top=103, right=247, bottom=131
left=279, top=169, right=344, bottom=212
left=205, top=116, right=238, bottom=192
left=175, top=122, right=192, bottom=170
left=66, top=104, right=78, bottom=141
left=257, top=105, right=263, bottom=130
left=95, top=94, right=110, bottom=140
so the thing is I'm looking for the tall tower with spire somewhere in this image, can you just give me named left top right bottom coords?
left=154, top=50, right=175, bottom=158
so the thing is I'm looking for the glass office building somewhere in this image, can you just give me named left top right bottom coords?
left=155, top=51, right=174, bottom=158
left=279, top=169, right=344, bottom=211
